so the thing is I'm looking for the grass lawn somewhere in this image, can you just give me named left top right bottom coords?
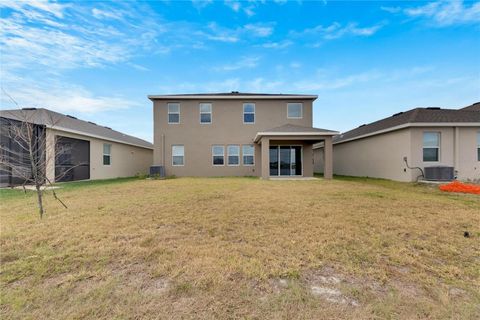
left=1, top=177, right=479, bottom=319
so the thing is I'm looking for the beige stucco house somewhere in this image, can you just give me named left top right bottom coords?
left=149, top=92, right=337, bottom=179
left=0, top=108, right=153, bottom=186
left=313, top=103, right=480, bottom=182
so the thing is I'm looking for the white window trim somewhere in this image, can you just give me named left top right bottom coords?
left=243, top=103, right=255, bottom=124
left=227, top=145, right=240, bottom=166
left=103, top=143, right=111, bottom=166
left=242, top=144, right=255, bottom=166
left=212, top=145, right=225, bottom=166
left=168, top=103, right=180, bottom=124
left=172, top=145, right=185, bottom=166
left=422, top=131, right=441, bottom=163
left=287, top=103, right=303, bottom=119
left=199, top=103, right=212, bottom=124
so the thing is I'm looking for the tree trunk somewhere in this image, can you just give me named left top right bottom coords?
left=36, top=185, right=44, bottom=218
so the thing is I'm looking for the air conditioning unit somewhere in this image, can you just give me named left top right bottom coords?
left=424, top=166, right=454, bottom=181
left=149, top=166, right=165, bottom=178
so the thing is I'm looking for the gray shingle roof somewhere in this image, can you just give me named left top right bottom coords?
left=461, top=102, right=480, bottom=111
left=334, top=106, right=480, bottom=144
left=0, top=108, right=153, bottom=149
left=262, top=124, right=338, bottom=134
left=148, top=92, right=317, bottom=100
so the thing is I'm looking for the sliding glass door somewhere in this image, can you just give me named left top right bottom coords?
left=269, top=146, right=302, bottom=176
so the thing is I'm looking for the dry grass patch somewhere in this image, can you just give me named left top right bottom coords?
left=1, top=177, right=479, bottom=319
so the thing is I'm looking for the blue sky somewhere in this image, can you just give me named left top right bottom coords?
left=1, top=0, right=479, bottom=142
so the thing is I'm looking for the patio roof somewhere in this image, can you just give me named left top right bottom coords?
left=254, top=124, right=338, bottom=143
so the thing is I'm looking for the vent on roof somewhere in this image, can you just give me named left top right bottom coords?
left=88, top=121, right=97, bottom=125
left=392, top=112, right=403, bottom=117
left=426, top=107, right=441, bottom=110
left=358, top=124, right=366, bottom=128
left=231, top=91, right=239, bottom=94
left=66, top=115, right=77, bottom=119
left=22, top=108, right=36, bottom=110
left=103, top=126, right=112, bottom=130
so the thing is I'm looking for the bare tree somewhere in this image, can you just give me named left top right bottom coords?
left=0, top=95, right=76, bottom=218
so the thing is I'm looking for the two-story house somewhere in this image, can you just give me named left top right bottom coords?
left=148, top=92, right=338, bottom=179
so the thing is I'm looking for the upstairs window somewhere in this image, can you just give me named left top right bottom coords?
left=243, top=103, right=255, bottom=124
left=212, top=145, right=225, bottom=166
left=287, top=103, right=303, bottom=119
left=168, top=103, right=180, bottom=124
left=172, top=145, right=184, bottom=166
left=227, top=145, right=240, bottom=166
left=200, top=103, right=212, bottom=124
left=242, top=144, right=254, bottom=166
left=103, top=143, right=111, bottom=165
left=423, top=132, right=440, bottom=162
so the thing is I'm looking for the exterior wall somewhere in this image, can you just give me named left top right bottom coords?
left=46, top=128, right=153, bottom=182
left=319, top=125, right=480, bottom=182
left=153, top=99, right=313, bottom=177
left=327, top=129, right=414, bottom=182
left=410, top=126, right=480, bottom=182
left=313, top=147, right=324, bottom=173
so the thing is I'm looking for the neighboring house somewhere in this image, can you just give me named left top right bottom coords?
left=0, top=108, right=153, bottom=187
left=149, top=92, right=338, bottom=179
left=313, top=103, right=480, bottom=182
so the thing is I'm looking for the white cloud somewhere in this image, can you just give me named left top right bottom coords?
left=225, top=1, right=241, bottom=12
left=390, top=0, right=480, bottom=26
left=214, top=56, right=261, bottom=71
left=0, top=75, right=139, bottom=113
left=262, top=40, right=293, bottom=49
left=291, top=21, right=384, bottom=40
left=380, top=6, right=401, bottom=14
left=201, top=22, right=275, bottom=43
left=244, top=23, right=274, bottom=37
left=91, top=8, right=124, bottom=20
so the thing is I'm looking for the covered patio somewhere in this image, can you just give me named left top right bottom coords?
left=254, top=124, right=338, bottom=180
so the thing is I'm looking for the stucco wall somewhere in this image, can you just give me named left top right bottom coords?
left=327, top=129, right=414, bottom=182
left=313, top=147, right=324, bottom=173
left=410, top=126, right=480, bottom=182
left=319, top=126, right=480, bottom=182
left=46, top=128, right=153, bottom=182
left=153, top=99, right=314, bottom=177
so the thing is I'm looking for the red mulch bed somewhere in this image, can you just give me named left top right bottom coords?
left=439, top=181, right=480, bottom=195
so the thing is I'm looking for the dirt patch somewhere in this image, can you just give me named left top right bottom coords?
left=303, top=266, right=390, bottom=307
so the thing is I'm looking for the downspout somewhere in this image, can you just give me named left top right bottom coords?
left=454, top=127, right=459, bottom=179
left=162, top=133, right=165, bottom=167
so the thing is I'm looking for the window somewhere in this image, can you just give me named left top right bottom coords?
left=227, top=145, right=240, bottom=166
left=287, top=103, right=303, bottom=119
left=243, top=103, right=255, bottom=124
left=212, top=145, right=224, bottom=165
left=199, top=103, right=212, bottom=124
left=172, top=145, right=184, bottom=166
left=477, top=132, right=480, bottom=161
left=103, top=143, right=111, bottom=165
left=242, top=144, right=254, bottom=166
left=168, top=103, right=180, bottom=124
left=423, top=132, right=440, bottom=162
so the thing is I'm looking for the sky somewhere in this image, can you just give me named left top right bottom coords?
left=1, top=0, right=479, bottom=142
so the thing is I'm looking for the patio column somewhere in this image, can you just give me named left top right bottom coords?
left=323, top=136, right=333, bottom=179
left=261, top=137, right=270, bottom=179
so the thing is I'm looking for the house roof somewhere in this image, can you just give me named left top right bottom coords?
left=461, top=102, right=480, bottom=111
left=254, top=124, right=338, bottom=142
left=148, top=92, right=318, bottom=100
left=333, top=104, right=480, bottom=145
left=0, top=108, right=153, bottom=149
